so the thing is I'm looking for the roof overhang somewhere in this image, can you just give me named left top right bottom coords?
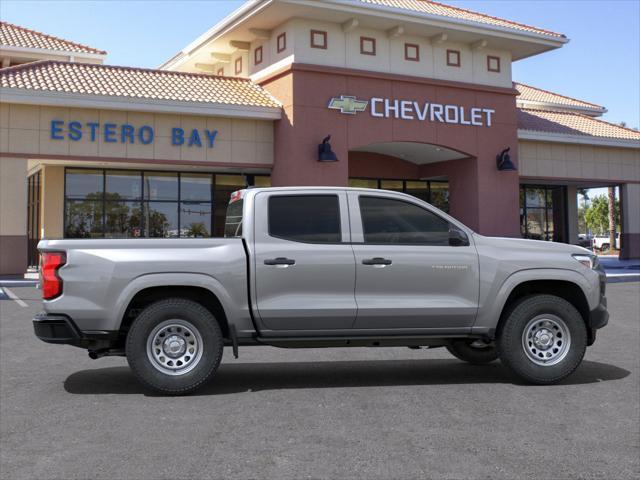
left=160, top=0, right=568, bottom=71
left=518, top=129, right=640, bottom=149
left=0, top=87, right=282, bottom=120
left=516, top=99, right=607, bottom=117
left=0, top=45, right=106, bottom=61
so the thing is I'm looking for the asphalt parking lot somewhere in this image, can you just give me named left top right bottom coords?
left=1, top=283, right=638, bottom=480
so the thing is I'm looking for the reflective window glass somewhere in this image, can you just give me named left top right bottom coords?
left=180, top=202, right=212, bottom=237
left=145, top=202, right=179, bottom=238
left=181, top=174, right=212, bottom=202
left=144, top=173, right=178, bottom=201
left=359, top=196, right=449, bottom=245
left=269, top=195, right=341, bottom=243
left=105, top=170, right=141, bottom=201
left=105, top=201, right=143, bottom=238
left=65, top=200, right=103, bottom=238
left=66, top=169, right=103, bottom=200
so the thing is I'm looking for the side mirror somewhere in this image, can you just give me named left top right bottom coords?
left=449, top=227, right=469, bottom=247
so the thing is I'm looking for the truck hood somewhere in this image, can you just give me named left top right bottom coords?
left=474, top=234, right=592, bottom=255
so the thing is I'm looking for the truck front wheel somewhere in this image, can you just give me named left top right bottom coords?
left=125, top=298, right=224, bottom=395
left=497, top=294, right=587, bottom=384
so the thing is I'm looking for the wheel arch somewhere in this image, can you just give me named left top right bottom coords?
left=496, top=279, right=590, bottom=336
left=112, top=273, right=235, bottom=337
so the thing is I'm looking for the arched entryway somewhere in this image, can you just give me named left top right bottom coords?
left=347, top=141, right=484, bottom=229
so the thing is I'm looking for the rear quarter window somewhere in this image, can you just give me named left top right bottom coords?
left=268, top=195, right=341, bottom=243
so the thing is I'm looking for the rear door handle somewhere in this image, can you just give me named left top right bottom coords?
left=362, top=257, right=392, bottom=266
left=264, top=257, right=296, bottom=266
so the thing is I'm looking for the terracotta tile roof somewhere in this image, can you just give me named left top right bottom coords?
left=517, top=108, right=640, bottom=142
left=358, top=0, right=565, bottom=38
left=0, top=60, right=281, bottom=109
left=515, top=82, right=605, bottom=112
left=0, top=21, right=106, bottom=55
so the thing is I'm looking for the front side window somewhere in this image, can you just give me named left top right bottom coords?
left=268, top=195, right=341, bottom=243
left=359, top=196, right=450, bottom=245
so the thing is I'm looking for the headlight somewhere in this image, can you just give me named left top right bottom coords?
left=572, top=253, right=598, bottom=269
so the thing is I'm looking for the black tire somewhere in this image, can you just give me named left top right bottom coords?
left=446, top=340, right=499, bottom=364
left=125, top=298, right=224, bottom=395
left=497, top=294, right=587, bottom=385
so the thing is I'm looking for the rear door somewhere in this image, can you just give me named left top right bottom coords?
left=348, top=192, right=479, bottom=331
left=252, top=190, right=356, bottom=331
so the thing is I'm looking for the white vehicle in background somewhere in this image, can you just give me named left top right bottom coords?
left=592, top=234, right=620, bottom=251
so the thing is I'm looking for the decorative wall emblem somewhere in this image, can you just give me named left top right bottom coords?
left=328, top=95, right=368, bottom=115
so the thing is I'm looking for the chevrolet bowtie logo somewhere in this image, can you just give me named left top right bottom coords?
left=328, top=95, right=368, bottom=115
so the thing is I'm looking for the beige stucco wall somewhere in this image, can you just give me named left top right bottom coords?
left=0, top=155, right=27, bottom=236
left=40, top=165, right=64, bottom=239
left=242, top=18, right=512, bottom=88
left=518, top=140, right=640, bottom=182
left=0, top=103, right=274, bottom=166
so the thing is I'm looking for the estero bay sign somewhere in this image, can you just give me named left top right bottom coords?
left=49, top=120, right=219, bottom=148
left=328, top=95, right=496, bottom=126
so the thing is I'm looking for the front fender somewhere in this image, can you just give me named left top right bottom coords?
left=473, top=268, right=596, bottom=331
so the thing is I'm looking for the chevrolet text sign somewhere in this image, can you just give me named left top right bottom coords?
left=328, top=95, right=495, bottom=127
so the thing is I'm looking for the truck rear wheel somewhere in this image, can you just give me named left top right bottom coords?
left=125, top=298, right=224, bottom=395
left=497, top=294, right=587, bottom=384
left=446, top=339, right=499, bottom=364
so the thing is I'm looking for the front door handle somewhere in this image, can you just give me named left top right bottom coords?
left=264, top=257, right=296, bottom=266
left=362, top=257, right=392, bottom=266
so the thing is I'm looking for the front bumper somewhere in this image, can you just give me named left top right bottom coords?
left=33, top=312, right=118, bottom=349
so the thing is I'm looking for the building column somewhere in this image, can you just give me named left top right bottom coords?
left=620, top=183, right=640, bottom=260
left=41, top=166, right=65, bottom=239
left=0, top=156, right=28, bottom=275
left=566, top=185, right=579, bottom=245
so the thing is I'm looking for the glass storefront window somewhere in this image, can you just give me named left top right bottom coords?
left=105, top=201, right=143, bottom=238
left=348, top=178, right=450, bottom=212
left=180, top=174, right=212, bottom=202
left=520, top=185, right=566, bottom=242
left=64, top=169, right=266, bottom=239
left=380, top=180, right=404, bottom=192
left=66, top=169, right=103, bottom=200
left=349, top=179, right=378, bottom=189
left=105, top=171, right=141, bottom=201
left=430, top=182, right=450, bottom=213
left=64, top=200, right=103, bottom=238
left=144, top=172, right=179, bottom=201
left=144, top=202, right=179, bottom=238
left=405, top=181, right=429, bottom=203
left=181, top=202, right=212, bottom=237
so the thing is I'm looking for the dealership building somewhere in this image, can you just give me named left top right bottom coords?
left=1, top=0, right=639, bottom=275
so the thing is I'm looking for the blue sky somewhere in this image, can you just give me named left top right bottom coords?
left=2, top=0, right=638, bottom=130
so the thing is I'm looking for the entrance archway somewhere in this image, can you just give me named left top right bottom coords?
left=347, top=141, right=479, bottom=228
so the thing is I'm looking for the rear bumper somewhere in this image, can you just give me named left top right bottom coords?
left=33, top=312, right=118, bottom=349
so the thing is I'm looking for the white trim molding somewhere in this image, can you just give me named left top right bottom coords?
left=0, top=88, right=282, bottom=120
left=518, top=129, right=640, bottom=149
left=0, top=45, right=106, bottom=61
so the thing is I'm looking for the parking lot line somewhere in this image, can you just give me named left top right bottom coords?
left=3, top=287, right=28, bottom=307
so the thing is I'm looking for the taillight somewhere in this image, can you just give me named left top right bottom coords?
left=41, top=251, right=66, bottom=300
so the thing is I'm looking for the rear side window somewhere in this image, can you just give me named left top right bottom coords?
left=269, top=195, right=341, bottom=243
left=359, top=196, right=449, bottom=245
left=224, top=198, right=243, bottom=238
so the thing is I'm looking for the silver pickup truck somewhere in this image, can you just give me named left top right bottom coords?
left=35, top=187, right=608, bottom=394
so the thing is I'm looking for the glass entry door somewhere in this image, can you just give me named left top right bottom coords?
left=27, top=171, right=41, bottom=268
left=520, top=185, right=567, bottom=243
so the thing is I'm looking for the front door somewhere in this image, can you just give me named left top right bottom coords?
left=253, top=191, right=356, bottom=332
left=348, top=192, right=479, bottom=331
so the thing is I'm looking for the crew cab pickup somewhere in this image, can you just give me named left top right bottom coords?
left=35, top=187, right=609, bottom=394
